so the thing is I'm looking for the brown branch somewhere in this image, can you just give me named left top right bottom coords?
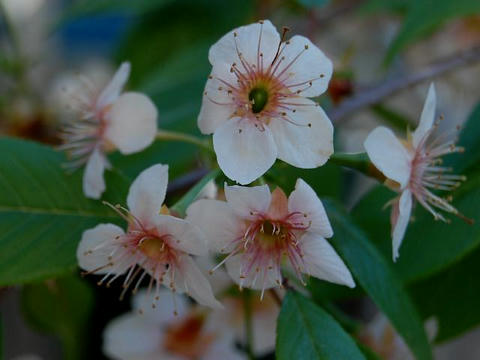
left=329, top=45, right=480, bottom=122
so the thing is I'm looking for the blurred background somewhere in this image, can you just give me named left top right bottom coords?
left=1, top=0, right=480, bottom=359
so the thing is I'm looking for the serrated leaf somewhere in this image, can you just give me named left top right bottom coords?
left=352, top=175, right=480, bottom=283
left=276, top=291, right=366, bottom=360
left=0, top=137, right=129, bottom=285
left=21, top=274, right=94, bottom=360
left=410, top=245, right=480, bottom=342
left=324, top=200, right=432, bottom=360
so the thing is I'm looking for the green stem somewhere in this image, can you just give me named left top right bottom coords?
left=243, top=289, right=255, bottom=360
left=156, top=129, right=213, bottom=153
left=330, top=152, right=386, bottom=183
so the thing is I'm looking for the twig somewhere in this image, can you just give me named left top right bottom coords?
left=329, top=45, right=480, bottom=122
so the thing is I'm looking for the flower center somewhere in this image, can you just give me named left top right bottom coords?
left=248, top=86, right=269, bottom=113
left=257, top=220, right=288, bottom=249
left=138, top=237, right=167, bottom=261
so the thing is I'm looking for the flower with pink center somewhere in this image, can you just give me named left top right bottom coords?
left=103, top=289, right=244, bottom=360
left=364, top=83, right=470, bottom=261
left=60, top=62, right=158, bottom=199
left=198, top=20, right=334, bottom=185
left=76, top=164, right=221, bottom=309
left=186, top=179, right=355, bottom=296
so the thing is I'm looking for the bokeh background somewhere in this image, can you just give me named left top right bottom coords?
left=1, top=0, right=480, bottom=359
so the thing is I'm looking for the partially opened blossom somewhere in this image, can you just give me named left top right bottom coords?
left=76, top=164, right=221, bottom=309
left=60, top=62, right=158, bottom=199
left=103, top=290, right=244, bottom=360
left=364, top=83, right=470, bottom=260
left=186, top=179, right=355, bottom=296
left=198, top=20, right=334, bottom=184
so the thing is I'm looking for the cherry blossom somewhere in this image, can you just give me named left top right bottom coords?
left=59, top=62, right=158, bottom=199
left=186, top=179, right=354, bottom=297
left=76, top=164, right=221, bottom=309
left=198, top=20, right=334, bottom=184
left=364, top=84, right=469, bottom=260
left=103, top=290, right=244, bottom=360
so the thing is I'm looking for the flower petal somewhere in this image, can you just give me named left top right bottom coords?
left=224, top=183, right=271, bottom=220
left=127, top=164, right=168, bottom=225
left=225, top=254, right=278, bottom=291
left=76, top=223, right=127, bottom=275
left=186, top=199, right=243, bottom=253
left=269, top=98, right=333, bottom=168
left=213, top=118, right=277, bottom=185
left=364, top=126, right=412, bottom=189
left=131, top=288, right=188, bottom=325
left=208, top=20, right=280, bottom=69
left=392, top=189, right=412, bottom=261
left=83, top=148, right=108, bottom=199
left=105, top=92, right=157, bottom=155
left=97, top=61, right=130, bottom=110
left=412, top=83, right=436, bottom=149
left=198, top=65, right=236, bottom=135
left=103, top=313, right=161, bottom=360
left=301, top=232, right=355, bottom=288
left=178, top=254, right=223, bottom=309
left=277, top=35, right=332, bottom=97
left=288, top=178, right=333, bottom=238
left=151, top=214, right=208, bottom=256
left=203, top=335, right=245, bottom=360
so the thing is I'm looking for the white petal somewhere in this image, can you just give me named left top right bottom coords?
left=77, top=223, right=127, bottom=275
left=177, top=254, right=223, bottom=308
left=105, top=92, right=157, bottom=154
left=269, top=98, right=333, bottom=168
left=103, top=313, right=161, bottom=360
left=127, top=164, right=168, bottom=225
left=392, top=189, right=412, bottom=261
left=186, top=199, right=243, bottom=253
left=203, top=336, right=245, bottom=360
left=288, top=178, right=333, bottom=238
left=412, top=83, right=436, bottom=148
left=198, top=65, right=236, bottom=135
left=213, top=118, right=277, bottom=185
left=83, top=148, right=108, bottom=199
left=208, top=20, right=280, bottom=69
left=251, top=307, right=278, bottom=356
left=301, top=232, right=355, bottom=288
left=195, top=255, right=233, bottom=295
left=224, top=183, right=271, bottom=220
left=277, top=35, right=332, bottom=97
left=97, top=62, right=130, bottom=110
left=364, top=126, right=412, bottom=189
left=225, top=254, right=277, bottom=290
left=131, top=288, right=188, bottom=325
left=151, top=214, right=208, bottom=256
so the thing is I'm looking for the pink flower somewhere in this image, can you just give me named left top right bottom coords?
left=364, top=84, right=469, bottom=261
left=76, top=164, right=221, bottom=309
left=198, top=20, right=334, bottom=184
left=60, top=62, right=158, bottom=199
left=186, top=180, right=354, bottom=296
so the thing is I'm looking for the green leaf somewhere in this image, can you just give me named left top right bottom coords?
left=170, top=169, right=220, bottom=216
left=410, top=245, right=480, bottom=342
left=276, top=291, right=366, bottom=360
left=325, top=200, right=432, bottom=360
left=352, top=175, right=480, bottom=283
left=298, top=0, right=330, bottom=8
left=0, top=137, right=129, bottom=286
left=445, top=101, right=480, bottom=174
left=21, top=274, right=94, bottom=360
left=385, top=0, right=480, bottom=63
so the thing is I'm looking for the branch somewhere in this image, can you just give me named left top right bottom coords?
left=329, top=45, right=480, bottom=122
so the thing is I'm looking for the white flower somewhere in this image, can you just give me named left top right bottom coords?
left=103, top=290, right=245, bottom=360
left=364, top=83, right=469, bottom=261
left=76, top=164, right=221, bottom=309
left=186, top=179, right=355, bottom=296
left=60, top=62, right=158, bottom=199
left=198, top=20, right=334, bottom=185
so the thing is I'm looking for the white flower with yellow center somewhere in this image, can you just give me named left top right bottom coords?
left=198, top=20, right=334, bottom=184
left=60, top=62, right=158, bottom=199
